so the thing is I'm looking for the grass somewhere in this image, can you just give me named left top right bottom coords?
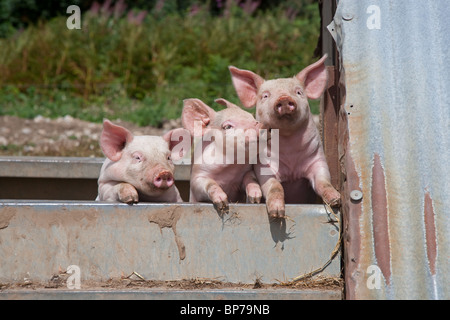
left=0, top=3, right=321, bottom=127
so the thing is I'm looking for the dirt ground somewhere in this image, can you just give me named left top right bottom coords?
left=0, top=114, right=319, bottom=158
left=0, top=115, right=179, bottom=157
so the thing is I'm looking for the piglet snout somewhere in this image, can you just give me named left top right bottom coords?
left=153, top=170, right=174, bottom=189
left=274, top=96, right=297, bottom=116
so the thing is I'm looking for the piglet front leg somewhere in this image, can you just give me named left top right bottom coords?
left=99, top=181, right=139, bottom=204
left=308, top=165, right=341, bottom=207
left=258, top=174, right=285, bottom=219
left=191, top=176, right=229, bottom=214
left=315, top=180, right=341, bottom=207
left=117, top=182, right=139, bottom=204
left=208, top=183, right=229, bottom=213
left=243, top=170, right=262, bottom=204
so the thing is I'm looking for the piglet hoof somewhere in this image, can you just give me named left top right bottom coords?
left=246, top=184, right=262, bottom=204
left=247, top=195, right=261, bottom=204
left=247, top=193, right=262, bottom=203
left=267, top=199, right=285, bottom=219
left=208, top=186, right=229, bottom=214
left=214, top=199, right=229, bottom=215
left=118, top=183, right=139, bottom=204
left=328, top=196, right=341, bottom=207
left=323, top=189, right=341, bottom=207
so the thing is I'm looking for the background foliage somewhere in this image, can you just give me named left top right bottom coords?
left=0, top=0, right=321, bottom=127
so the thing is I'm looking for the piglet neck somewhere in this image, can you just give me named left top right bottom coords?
left=278, top=113, right=311, bottom=137
left=279, top=115, right=319, bottom=148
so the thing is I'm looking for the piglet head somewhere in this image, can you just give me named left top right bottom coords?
left=100, top=119, right=185, bottom=195
left=182, top=98, right=262, bottom=164
left=182, top=98, right=262, bottom=136
left=229, top=55, right=328, bottom=134
left=214, top=98, right=264, bottom=145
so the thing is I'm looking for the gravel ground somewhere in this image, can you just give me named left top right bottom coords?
left=0, top=114, right=319, bottom=157
left=0, top=115, right=180, bottom=157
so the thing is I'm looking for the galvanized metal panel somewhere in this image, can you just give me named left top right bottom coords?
left=0, top=156, right=191, bottom=180
left=0, top=288, right=341, bottom=300
left=0, top=201, right=340, bottom=285
left=0, top=156, right=192, bottom=201
left=331, top=0, right=450, bottom=299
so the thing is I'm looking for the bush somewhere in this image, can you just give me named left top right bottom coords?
left=0, top=1, right=320, bottom=126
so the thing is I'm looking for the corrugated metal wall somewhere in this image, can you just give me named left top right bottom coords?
left=329, top=0, right=450, bottom=299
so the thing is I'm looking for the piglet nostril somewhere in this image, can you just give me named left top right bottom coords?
left=276, top=104, right=283, bottom=114
left=153, top=171, right=174, bottom=189
left=274, top=97, right=297, bottom=116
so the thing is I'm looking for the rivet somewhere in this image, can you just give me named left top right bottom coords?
left=350, top=190, right=363, bottom=201
left=343, top=12, right=354, bottom=21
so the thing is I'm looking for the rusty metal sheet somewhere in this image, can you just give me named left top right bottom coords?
left=0, top=201, right=340, bottom=285
left=330, top=0, right=450, bottom=299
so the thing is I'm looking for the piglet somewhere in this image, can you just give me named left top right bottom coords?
left=229, top=55, right=340, bottom=206
left=182, top=98, right=285, bottom=217
left=96, top=119, right=184, bottom=203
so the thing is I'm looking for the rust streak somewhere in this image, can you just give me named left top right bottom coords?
left=371, top=153, right=391, bottom=285
left=342, top=148, right=362, bottom=300
left=424, top=191, right=437, bottom=275
left=339, top=103, right=361, bottom=300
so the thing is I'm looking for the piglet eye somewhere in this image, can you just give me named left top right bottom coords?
left=223, top=124, right=233, bottom=130
left=296, top=89, right=303, bottom=96
left=167, top=155, right=172, bottom=161
left=262, top=92, right=269, bottom=99
left=132, top=153, right=142, bottom=162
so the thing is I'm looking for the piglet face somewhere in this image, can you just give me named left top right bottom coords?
left=214, top=98, right=262, bottom=149
left=229, top=55, right=328, bottom=133
left=121, top=135, right=175, bottom=194
left=256, top=77, right=311, bottom=131
left=100, top=120, right=183, bottom=197
left=182, top=98, right=262, bottom=164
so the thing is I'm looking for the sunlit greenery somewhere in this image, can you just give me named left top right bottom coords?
left=0, top=1, right=321, bottom=126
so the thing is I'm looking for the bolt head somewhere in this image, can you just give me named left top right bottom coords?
left=350, top=190, right=363, bottom=201
left=343, top=12, right=354, bottom=21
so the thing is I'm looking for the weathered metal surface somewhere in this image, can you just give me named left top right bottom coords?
left=0, top=288, right=341, bottom=300
left=321, top=65, right=341, bottom=190
left=0, top=156, right=191, bottom=180
left=0, top=156, right=191, bottom=201
left=0, top=201, right=340, bottom=285
left=0, top=156, right=104, bottom=179
left=330, top=0, right=450, bottom=299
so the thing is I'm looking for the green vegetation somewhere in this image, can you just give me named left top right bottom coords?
left=0, top=1, right=321, bottom=127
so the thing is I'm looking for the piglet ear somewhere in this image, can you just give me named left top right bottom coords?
left=100, top=119, right=134, bottom=162
left=228, top=66, right=264, bottom=108
left=295, top=54, right=328, bottom=100
left=215, top=98, right=240, bottom=109
left=162, top=128, right=191, bottom=162
left=182, top=99, right=215, bottom=136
